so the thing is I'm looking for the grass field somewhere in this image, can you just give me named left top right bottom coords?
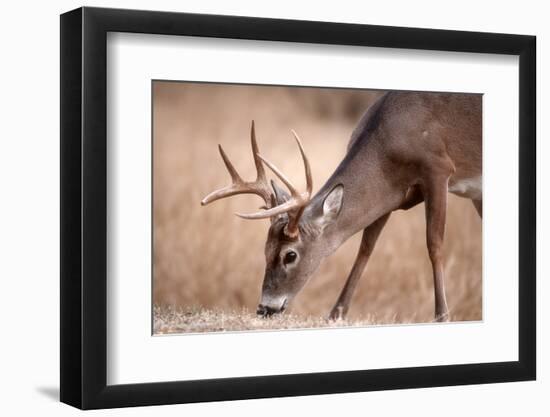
left=153, top=305, right=404, bottom=334
left=153, top=82, right=482, bottom=334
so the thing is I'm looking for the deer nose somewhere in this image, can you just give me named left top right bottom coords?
left=257, top=304, right=280, bottom=317
left=257, top=304, right=274, bottom=317
left=256, top=300, right=288, bottom=317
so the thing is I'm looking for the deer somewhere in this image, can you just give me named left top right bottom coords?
left=201, top=91, right=481, bottom=322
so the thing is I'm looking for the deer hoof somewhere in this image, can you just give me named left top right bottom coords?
left=329, top=305, right=346, bottom=321
left=435, top=312, right=450, bottom=323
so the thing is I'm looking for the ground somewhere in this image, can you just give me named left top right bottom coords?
left=154, top=305, right=420, bottom=334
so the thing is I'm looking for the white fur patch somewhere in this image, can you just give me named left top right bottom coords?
left=449, top=176, right=482, bottom=200
left=260, top=295, right=287, bottom=310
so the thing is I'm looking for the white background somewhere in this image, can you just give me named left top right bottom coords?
left=108, top=34, right=518, bottom=384
left=0, top=0, right=546, bottom=416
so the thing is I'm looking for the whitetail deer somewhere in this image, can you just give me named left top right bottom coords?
left=202, top=91, right=481, bottom=322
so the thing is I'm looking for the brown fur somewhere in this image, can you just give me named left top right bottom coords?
left=258, top=91, right=482, bottom=321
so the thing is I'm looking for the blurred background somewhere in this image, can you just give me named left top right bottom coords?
left=153, top=81, right=482, bottom=330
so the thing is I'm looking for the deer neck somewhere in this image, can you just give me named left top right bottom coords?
left=306, top=142, right=404, bottom=257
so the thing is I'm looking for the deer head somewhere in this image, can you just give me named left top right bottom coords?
left=202, top=121, right=344, bottom=317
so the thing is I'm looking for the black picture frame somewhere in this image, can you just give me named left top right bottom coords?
left=60, top=6, right=536, bottom=410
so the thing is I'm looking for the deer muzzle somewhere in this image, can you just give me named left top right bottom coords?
left=256, top=298, right=288, bottom=317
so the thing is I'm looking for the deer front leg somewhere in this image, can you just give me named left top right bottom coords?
left=424, top=174, right=451, bottom=322
left=329, top=213, right=390, bottom=320
left=472, top=199, right=482, bottom=218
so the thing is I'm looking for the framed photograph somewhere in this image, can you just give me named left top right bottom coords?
left=60, top=6, right=536, bottom=409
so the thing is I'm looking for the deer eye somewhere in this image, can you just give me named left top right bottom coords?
left=283, top=251, right=297, bottom=265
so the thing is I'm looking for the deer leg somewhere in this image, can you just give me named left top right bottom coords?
left=424, top=175, right=451, bottom=322
left=472, top=199, right=482, bottom=218
left=329, top=213, right=390, bottom=320
left=398, top=184, right=424, bottom=210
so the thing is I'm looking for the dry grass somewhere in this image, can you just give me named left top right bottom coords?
left=153, top=82, right=482, bottom=334
left=154, top=305, right=401, bottom=334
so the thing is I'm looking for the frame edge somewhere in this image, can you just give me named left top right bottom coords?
left=518, top=34, right=537, bottom=380
left=61, top=6, right=537, bottom=409
left=60, top=7, right=84, bottom=409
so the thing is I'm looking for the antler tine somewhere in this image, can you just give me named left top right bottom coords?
left=201, top=184, right=241, bottom=206
left=200, top=145, right=243, bottom=206
left=250, top=121, right=267, bottom=183
left=236, top=198, right=299, bottom=220
left=201, top=124, right=313, bottom=239
left=201, top=121, right=273, bottom=207
left=235, top=129, right=314, bottom=238
left=256, top=154, right=302, bottom=199
left=291, top=129, right=313, bottom=196
left=256, top=129, right=312, bottom=200
left=218, top=144, right=244, bottom=185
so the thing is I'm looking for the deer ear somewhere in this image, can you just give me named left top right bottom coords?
left=321, top=185, right=344, bottom=225
left=269, top=180, right=291, bottom=224
left=271, top=180, right=291, bottom=205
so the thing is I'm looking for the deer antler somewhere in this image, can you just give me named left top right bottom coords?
left=201, top=121, right=274, bottom=208
left=201, top=123, right=313, bottom=239
left=237, top=130, right=313, bottom=239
